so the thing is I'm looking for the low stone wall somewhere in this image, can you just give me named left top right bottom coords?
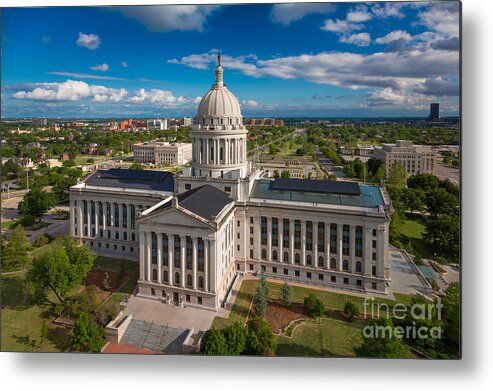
left=105, top=312, right=132, bottom=343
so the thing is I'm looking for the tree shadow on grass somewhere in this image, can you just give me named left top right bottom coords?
left=47, top=326, right=71, bottom=352
left=11, top=334, right=37, bottom=349
left=276, top=339, right=345, bottom=358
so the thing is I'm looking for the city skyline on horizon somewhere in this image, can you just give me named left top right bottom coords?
left=1, top=2, right=460, bottom=118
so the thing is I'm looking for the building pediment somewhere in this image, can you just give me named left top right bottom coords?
left=139, top=206, right=214, bottom=231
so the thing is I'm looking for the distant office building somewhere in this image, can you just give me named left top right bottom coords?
left=147, top=119, right=168, bottom=130
left=182, top=117, right=193, bottom=126
left=119, top=119, right=147, bottom=131
left=32, top=118, right=48, bottom=126
left=133, top=141, right=192, bottom=165
left=428, top=103, right=439, bottom=121
left=243, top=118, right=285, bottom=126
left=374, top=140, right=437, bottom=176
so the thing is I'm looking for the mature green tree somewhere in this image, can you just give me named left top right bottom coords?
left=273, top=169, right=280, bottom=178
left=70, top=312, right=106, bottom=352
left=407, top=173, right=439, bottom=192
left=343, top=301, right=359, bottom=322
left=403, top=295, right=443, bottom=350
left=223, top=321, right=248, bottom=355
left=18, top=187, right=56, bottom=217
left=303, top=294, right=325, bottom=318
left=245, top=317, right=276, bottom=356
left=354, top=318, right=410, bottom=358
left=280, top=170, right=291, bottom=179
left=424, top=214, right=460, bottom=258
left=281, top=282, right=292, bottom=308
left=201, top=328, right=228, bottom=355
left=253, top=277, right=268, bottom=317
left=425, top=188, right=459, bottom=216
left=130, top=162, right=145, bottom=170
left=387, top=162, right=407, bottom=187
left=402, top=188, right=425, bottom=214
left=441, top=283, right=460, bottom=356
left=1, top=225, right=31, bottom=271
left=374, top=165, right=386, bottom=182
left=28, top=239, right=95, bottom=303
left=439, top=178, right=459, bottom=197
left=62, top=159, right=76, bottom=168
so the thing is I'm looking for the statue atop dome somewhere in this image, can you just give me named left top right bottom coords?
left=218, top=49, right=221, bottom=66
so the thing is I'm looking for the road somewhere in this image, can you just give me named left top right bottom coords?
left=248, top=128, right=304, bottom=156
left=435, top=158, right=460, bottom=186
left=315, top=151, right=349, bottom=180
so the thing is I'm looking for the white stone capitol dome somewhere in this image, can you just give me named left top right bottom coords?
left=197, top=53, right=242, bottom=121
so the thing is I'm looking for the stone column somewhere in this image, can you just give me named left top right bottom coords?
left=146, top=231, right=151, bottom=282
left=204, top=239, right=209, bottom=292
left=86, top=203, right=91, bottom=232
left=349, top=225, right=356, bottom=273
left=337, top=224, right=343, bottom=270
left=94, top=203, right=99, bottom=236
left=289, top=219, right=295, bottom=264
left=325, top=223, right=330, bottom=269
left=157, top=233, right=162, bottom=284
left=180, top=236, right=186, bottom=287
left=102, top=202, right=107, bottom=230
left=119, top=203, right=124, bottom=232
left=377, top=226, right=386, bottom=278
left=313, top=222, right=318, bottom=268
left=267, top=217, right=272, bottom=261
left=77, top=204, right=83, bottom=238
left=278, top=220, right=283, bottom=262
left=168, top=235, right=173, bottom=286
left=139, top=231, right=145, bottom=281
left=192, top=237, right=198, bottom=289
left=301, top=220, right=306, bottom=266
left=254, top=216, right=261, bottom=260
left=209, top=239, right=216, bottom=294
left=364, top=227, right=372, bottom=276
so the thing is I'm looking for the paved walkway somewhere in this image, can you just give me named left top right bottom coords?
left=387, top=248, right=433, bottom=297
left=123, top=295, right=216, bottom=334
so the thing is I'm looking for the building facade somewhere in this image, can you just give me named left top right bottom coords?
left=70, top=56, right=391, bottom=311
left=133, top=142, right=192, bottom=165
left=374, top=140, right=437, bottom=176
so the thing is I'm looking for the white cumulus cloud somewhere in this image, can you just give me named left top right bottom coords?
left=340, top=32, right=371, bottom=47
left=90, top=63, right=109, bottom=72
left=76, top=32, right=101, bottom=50
left=376, top=30, right=413, bottom=44
left=115, top=5, right=221, bottom=32
left=271, top=3, right=336, bottom=25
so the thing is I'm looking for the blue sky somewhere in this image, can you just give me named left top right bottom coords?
left=1, top=2, right=460, bottom=118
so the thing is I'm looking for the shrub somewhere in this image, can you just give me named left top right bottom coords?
left=34, top=234, right=50, bottom=248
left=19, top=214, right=37, bottom=227
left=95, top=302, right=121, bottom=327
left=303, top=294, right=325, bottom=318
left=245, top=317, right=276, bottom=356
left=343, top=301, right=359, bottom=322
left=281, top=282, right=292, bottom=308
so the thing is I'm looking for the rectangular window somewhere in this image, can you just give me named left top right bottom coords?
left=372, top=282, right=377, bottom=290
left=306, top=221, right=313, bottom=251
left=261, top=216, right=267, bottom=245
left=272, top=267, right=277, bottom=274
left=249, top=249, right=253, bottom=258
left=372, top=265, right=377, bottom=276
left=317, top=222, right=325, bottom=253
left=237, top=245, right=240, bottom=251
left=330, top=224, right=337, bottom=254
left=283, top=219, right=289, bottom=248
left=106, top=202, right=111, bottom=227
left=331, top=276, right=336, bottom=283
left=250, top=238, right=254, bottom=245
left=185, top=183, right=191, bottom=190
left=356, top=279, right=362, bottom=287
left=355, top=226, right=363, bottom=257
left=342, top=225, right=350, bottom=256
left=343, top=277, right=349, bottom=285
left=249, top=264, right=254, bottom=271
left=294, top=220, right=301, bottom=250
left=250, top=226, right=254, bottom=235
left=307, top=272, right=312, bottom=279
left=186, top=295, right=191, bottom=303
left=372, top=252, right=377, bottom=261
left=225, top=186, right=231, bottom=193
left=284, top=268, right=288, bottom=275
left=198, top=297, right=202, bottom=305
left=295, top=270, right=300, bottom=277
left=122, top=204, right=127, bottom=229
left=372, top=240, right=377, bottom=249
left=130, top=205, right=136, bottom=229
left=272, top=218, right=278, bottom=247
left=319, top=274, right=324, bottom=281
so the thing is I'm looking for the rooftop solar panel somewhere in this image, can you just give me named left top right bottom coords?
left=85, top=169, right=174, bottom=192
left=271, top=178, right=360, bottom=196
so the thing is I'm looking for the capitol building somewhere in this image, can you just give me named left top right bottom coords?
left=70, top=55, right=392, bottom=311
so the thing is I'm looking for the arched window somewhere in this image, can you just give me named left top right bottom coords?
left=283, top=252, right=289, bottom=263
left=295, top=253, right=300, bottom=264
left=272, top=250, right=278, bottom=261
left=187, top=274, right=192, bottom=287
left=356, top=261, right=362, bottom=273
left=261, top=249, right=267, bottom=260
left=174, top=272, right=180, bottom=285
left=306, top=255, right=312, bottom=266
left=152, top=269, right=157, bottom=281
left=199, top=276, right=204, bottom=289
left=343, top=259, right=349, bottom=271
left=330, top=258, right=337, bottom=269
left=163, top=270, right=168, bottom=284
left=318, top=256, right=324, bottom=268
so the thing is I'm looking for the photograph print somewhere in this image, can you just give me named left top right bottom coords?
left=0, top=1, right=460, bottom=358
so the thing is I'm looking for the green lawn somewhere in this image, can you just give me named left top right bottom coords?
left=0, top=255, right=139, bottom=352
left=1, top=220, right=18, bottom=230
left=276, top=318, right=363, bottom=357
left=211, top=279, right=414, bottom=330
left=0, top=272, right=71, bottom=352
left=399, top=213, right=435, bottom=259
